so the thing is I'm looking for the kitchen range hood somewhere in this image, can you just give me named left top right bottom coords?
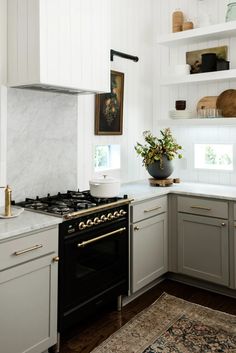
left=8, top=0, right=111, bottom=95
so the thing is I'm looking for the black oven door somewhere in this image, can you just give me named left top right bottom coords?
left=62, top=221, right=128, bottom=314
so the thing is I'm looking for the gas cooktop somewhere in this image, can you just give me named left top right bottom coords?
left=14, top=190, right=129, bottom=219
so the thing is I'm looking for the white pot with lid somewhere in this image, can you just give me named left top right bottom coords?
left=89, top=175, right=120, bottom=198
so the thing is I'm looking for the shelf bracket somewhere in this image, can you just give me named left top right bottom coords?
left=110, top=49, right=139, bottom=62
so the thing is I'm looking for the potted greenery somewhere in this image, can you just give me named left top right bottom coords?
left=135, top=128, right=183, bottom=179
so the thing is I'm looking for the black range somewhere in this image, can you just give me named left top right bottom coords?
left=15, top=190, right=131, bottom=336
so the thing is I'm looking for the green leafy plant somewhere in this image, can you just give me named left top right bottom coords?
left=135, top=128, right=183, bottom=168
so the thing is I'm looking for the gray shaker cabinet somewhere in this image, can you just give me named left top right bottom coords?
left=0, top=226, right=59, bottom=353
left=131, top=197, right=168, bottom=293
left=178, top=210, right=229, bottom=286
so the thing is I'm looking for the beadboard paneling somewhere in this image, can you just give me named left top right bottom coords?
left=77, top=0, right=154, bottom=190
left=154, top=0, right=236, bottom=186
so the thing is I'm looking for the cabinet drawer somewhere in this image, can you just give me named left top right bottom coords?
left=132, top=196, right=167, bottom=223
left=177, top=196, right=228, bottom=219
left=0, top=227, right=58, bottom=271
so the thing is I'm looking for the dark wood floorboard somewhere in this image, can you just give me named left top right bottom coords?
left=59, top=279, right=236, bottom=353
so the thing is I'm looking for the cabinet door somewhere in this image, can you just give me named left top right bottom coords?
left=0, top=254, right=58, bottom=353
left=178, top=214, right=229, bottom=286
left=131, top=213, right=168, bottom=293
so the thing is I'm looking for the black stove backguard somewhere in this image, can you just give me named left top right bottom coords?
left=58, top=203, right=129, bottom=333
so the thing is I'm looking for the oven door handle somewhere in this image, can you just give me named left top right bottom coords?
left=77, top=227, right=126, bottom=248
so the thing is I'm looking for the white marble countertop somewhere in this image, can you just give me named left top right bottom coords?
left=2, top=180, right=236, bottom=242
left=120, top=180, right=236, bottom=203
left=0, top=209, right=62, bottom=242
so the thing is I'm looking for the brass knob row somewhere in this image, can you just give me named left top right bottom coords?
left=78, top=209, right=127, bottom=230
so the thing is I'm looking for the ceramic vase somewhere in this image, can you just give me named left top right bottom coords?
left=146, top=155, right=174, bottom=179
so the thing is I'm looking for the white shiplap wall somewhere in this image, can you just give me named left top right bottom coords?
left=0, top=0, right=7, bottom=205
left=154, top=0, right=236, bottom=186
left=77, top=0, right=154, bottom=190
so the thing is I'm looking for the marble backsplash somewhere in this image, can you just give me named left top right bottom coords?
left=7, top=88, right=78, bottom=202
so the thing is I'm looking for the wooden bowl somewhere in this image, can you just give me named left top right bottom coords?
left=216, top=89, right=236, bottom=117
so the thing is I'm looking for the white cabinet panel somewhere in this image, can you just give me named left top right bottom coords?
left=0, top=227, right=57, bottom=270
left=132, top=196, right=167, bottom=223
left=178, top=196, right=228, bottom=219
left=0, top=226, right=58, bottom=353
left=131, top=213, right=168, bottom=293
left=178, top=213, right=229, bottom=286
left=8, top=0, right=110, bottom=93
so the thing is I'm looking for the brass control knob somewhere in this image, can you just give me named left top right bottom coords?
left=86, top=219, right=94, bottom=227
left=113, top=211, right=120, bottom=218
left=107, top=213, right=115, bottom=220
left=93, top=217, right=101, bottom=225
left=100, top=215, right=108, bottom=222
left=119, top=209, right=127, bottom=216
left=79, top=222, right=87, bottom=230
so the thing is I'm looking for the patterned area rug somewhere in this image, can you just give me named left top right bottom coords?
left=91, top=293, right=236, bottom=353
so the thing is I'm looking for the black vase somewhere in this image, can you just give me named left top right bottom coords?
left=201, top=53, right=217, bottom=72
left=146, top=155, right=174, bottom=179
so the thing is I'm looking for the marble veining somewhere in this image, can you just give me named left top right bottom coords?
left=120, top=180, right=236, bottom=203
left=7, top=88, right=78, bottom=202
left=0, top=209, right=61, bottom=241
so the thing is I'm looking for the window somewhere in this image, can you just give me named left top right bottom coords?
left=194, top=144, right=233, bottom=171
left=94, top=145, right=120, bottom=172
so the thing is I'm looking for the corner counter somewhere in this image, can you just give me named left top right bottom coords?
left=120, top=180, right=236, bottom=203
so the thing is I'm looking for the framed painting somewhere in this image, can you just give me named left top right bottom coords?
left=95, top=70, right=124, bottom=135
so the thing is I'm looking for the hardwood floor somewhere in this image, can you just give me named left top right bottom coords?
left=59, top=279, right=236, bottom=353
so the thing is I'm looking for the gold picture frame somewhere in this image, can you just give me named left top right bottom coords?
left=95, top=70, right=124, bottom=135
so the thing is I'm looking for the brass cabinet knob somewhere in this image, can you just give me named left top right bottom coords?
left=134, top=226, right=140, bottom=231
left=52, top=256, right=60, bottom=263
left=221, top=222, right=226, bottom=227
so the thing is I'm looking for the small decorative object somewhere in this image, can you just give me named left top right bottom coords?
left=95, top=71, right=124, bottom=135
left=182, top=21, right=194, bottom=31
left=201, top=53, right=217, bottom=72
left=172, top=10, right=184, bottom=32
left=197, top=108, right=222, bottom=119
left=226, top=2, right=236, bottom=22
left=175, top=100, right=186, bottom=110
left=135, top=129, right=183, bottom=179
left=217, top=59, right=230, bottom=71
left=186, top=46, right=228, bottom=74
left=196, top=0, right=211, bottom=27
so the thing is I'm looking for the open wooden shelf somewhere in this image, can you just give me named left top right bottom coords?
left=158, top=118, right=236, bottom=126
left=156, top=21, right=236, bottom=47
left=160, top=69, right=236, bottom=86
